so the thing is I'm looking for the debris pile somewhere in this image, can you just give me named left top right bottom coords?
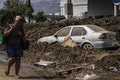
left=24, top=17, right=120, bottom=70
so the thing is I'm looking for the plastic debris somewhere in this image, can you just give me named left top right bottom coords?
left=75, top=73, right=100, bottom=80
left=109, top=67, right=118, bottom=72
left=34, top=59, right=56, bottom=68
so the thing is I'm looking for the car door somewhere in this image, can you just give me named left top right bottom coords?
left=70, top=27, right=87, bottom=44
left=55, top=27, right=71, bottom=43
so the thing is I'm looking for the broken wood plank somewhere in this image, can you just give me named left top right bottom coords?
left=56, top=64, right=95, bottom=77
left=56, top=66, right=84, bottom=77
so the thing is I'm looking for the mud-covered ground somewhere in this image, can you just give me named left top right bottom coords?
left=1, top=16, right=120, bottom=80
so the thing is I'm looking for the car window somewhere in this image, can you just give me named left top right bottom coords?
left=71, top=27, right=87, bottom=36
left=56, top=27, right=71, bottom=37
left=88, top=25, right=106, bottom=32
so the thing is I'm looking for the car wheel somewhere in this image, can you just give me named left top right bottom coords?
left=82, top=43, right=94, bottom=50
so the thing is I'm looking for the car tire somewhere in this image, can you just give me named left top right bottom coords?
left=82, top=43, right=94, bottom=50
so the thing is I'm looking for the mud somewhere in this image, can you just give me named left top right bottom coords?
left=1, top=16, right=120, bottom=80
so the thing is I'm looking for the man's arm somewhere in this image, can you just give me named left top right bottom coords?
left=4, top=25, right=14, bottom=37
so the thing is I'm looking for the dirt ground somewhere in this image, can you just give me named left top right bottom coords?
left=1, top=16, right=120, bottom=80
left=0, top=63, right=44, bottom=80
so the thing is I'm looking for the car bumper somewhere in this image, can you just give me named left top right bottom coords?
left=93, top=41, right=120, bottom=49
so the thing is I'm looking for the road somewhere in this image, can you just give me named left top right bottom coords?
left=0, top=62, right=45, bottom=80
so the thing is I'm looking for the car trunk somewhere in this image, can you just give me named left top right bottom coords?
left=104, top=32, right=116, bottom=41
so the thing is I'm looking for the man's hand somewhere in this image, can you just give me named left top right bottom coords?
left=9, top=25, right=14, bottom=29
left=4, top=25, right=14, bottom=37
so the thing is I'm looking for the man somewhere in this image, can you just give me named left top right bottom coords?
left=4, top=16, right=25, bottom=79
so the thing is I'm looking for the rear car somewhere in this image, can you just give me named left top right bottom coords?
left=85, top=25, right=119, bottom=49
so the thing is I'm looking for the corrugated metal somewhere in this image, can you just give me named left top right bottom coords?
left=112, top=0, right=120, bottom=2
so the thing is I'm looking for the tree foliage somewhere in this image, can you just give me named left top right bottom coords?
left=34, top=12, right=47, bottom=22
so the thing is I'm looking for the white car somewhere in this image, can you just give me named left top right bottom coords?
left=38, top=25, right=120, bottom=49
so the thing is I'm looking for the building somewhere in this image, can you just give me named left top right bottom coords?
left=60, top=0, right=87, bottom=18
left=60, top=0, right=120, bottom=19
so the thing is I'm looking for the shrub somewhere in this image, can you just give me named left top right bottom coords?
left=24, top=22, right=49, bottom=27
left=33, top=12, right=47, bottom=22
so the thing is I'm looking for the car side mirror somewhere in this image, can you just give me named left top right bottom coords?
left=54, top=35, right=58, bottom=38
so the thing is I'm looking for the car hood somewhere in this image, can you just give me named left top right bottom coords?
left=38, top=36, right=57, bottom=44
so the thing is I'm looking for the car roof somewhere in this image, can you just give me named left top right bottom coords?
left=65, top=25, right=95, bottom=28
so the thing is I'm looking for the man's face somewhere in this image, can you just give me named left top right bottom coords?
left=14, top=20, right=23, bottom=26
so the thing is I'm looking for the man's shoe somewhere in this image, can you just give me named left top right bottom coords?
left=15, top=75, right=21, bottom=79
left=5, top=70, right=9, bottom=76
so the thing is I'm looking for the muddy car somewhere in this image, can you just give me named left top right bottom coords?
left=38, top=25, right=120, bottom=49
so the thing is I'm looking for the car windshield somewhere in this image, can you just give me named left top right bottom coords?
left=88, top=25, right=107, bottom=32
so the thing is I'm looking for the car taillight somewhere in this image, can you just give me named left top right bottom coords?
left=99, top=33, right=106, bottom=39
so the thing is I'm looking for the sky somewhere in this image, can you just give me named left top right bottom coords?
left=0, top=0, right=42, bottom=9
left=0, top=0, right=5, bottom=9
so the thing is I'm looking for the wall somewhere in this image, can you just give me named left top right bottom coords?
left=73, top=4, right=87, bottom=18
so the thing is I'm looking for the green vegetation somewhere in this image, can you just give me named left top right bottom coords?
left=24, top=22, right=49, bottom=27
left=33, top=12, right=47, bottom=22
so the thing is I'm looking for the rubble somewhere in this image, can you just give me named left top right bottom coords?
left=75, top=73, right=100, bottom=80
left=21, top=16, right=120, bottom=79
